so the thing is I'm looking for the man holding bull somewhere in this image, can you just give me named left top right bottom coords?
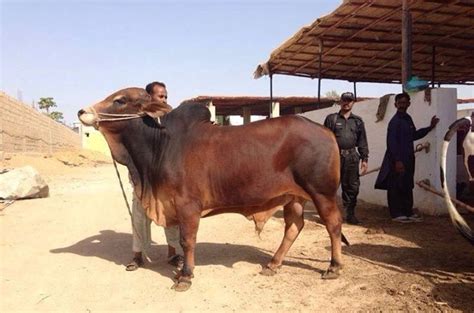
left=125, top=81, right=183, bottom=271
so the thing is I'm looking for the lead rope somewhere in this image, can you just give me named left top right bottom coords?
left=112, top=158, right=151, bottom=262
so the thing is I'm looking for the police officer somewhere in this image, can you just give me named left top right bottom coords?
left=324, top=92, right=369, bottom=225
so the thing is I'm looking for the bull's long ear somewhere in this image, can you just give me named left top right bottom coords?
left=141, top=100, right=173, bottom=118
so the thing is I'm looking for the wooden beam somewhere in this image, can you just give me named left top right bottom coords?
left=331, top=13, right=471, bottom=30
left=293, top=1, right=471, bottom=78
left=358, top=22, right=474, bottom=81
left=313, top=34, right=474, bottom=51
left=271, top=69, right=474, bottom=85
left=270, top=1, right=373, bottom=72
left=401, top=0, right=412, bottom=88
left=293, top=3, right=402, bottom=73
left=305, top=2, right=469, bottom=78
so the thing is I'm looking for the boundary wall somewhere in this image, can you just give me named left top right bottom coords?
left=0, top=92, right=81, bottom=160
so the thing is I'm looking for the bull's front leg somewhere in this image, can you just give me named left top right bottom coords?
left=172, top=200, right=201, bottom=292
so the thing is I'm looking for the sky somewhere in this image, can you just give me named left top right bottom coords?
left=1, top=0, right=473, bottom=126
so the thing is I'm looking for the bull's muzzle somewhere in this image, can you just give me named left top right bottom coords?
left=78, top=108, right=98, bottom=128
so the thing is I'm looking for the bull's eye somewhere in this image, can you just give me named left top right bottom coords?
left=113, top=98, right=126, bottom=106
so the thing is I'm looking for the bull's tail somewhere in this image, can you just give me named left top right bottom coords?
left=440, top=117, right=474, bottom=245
left=341, top=232, right=350, bottom=246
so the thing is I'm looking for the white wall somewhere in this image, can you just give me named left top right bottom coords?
left=457, top=102, right=474, bottom=119
left=302, top=88, right=457, bottom=216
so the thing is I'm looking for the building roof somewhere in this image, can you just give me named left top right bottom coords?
left=181, top=96, right=345, bottom=116
left=254, top=0, right=474, bottom=85
left=458, top=98, right=474, bottom=104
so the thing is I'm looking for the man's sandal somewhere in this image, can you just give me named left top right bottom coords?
left=125, top=257, right=144, bottom=271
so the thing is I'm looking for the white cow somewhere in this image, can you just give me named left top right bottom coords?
left=440, top=115, right=474, bottom=245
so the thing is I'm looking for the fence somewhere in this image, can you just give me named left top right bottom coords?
left=0, top=91, right=81, bottom=160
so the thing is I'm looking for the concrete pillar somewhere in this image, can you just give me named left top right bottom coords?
left=243, top=107, right=251, bottom=124
left=270, top=102, right=280, bottom=118
left=207, top=100, right=216, bottom=122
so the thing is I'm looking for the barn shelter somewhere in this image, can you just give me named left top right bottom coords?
left=252, top=0, right=474, bottom=216
left=254, top=0, right=474, bottom=99
left=181, top=96, right=342, bottom=124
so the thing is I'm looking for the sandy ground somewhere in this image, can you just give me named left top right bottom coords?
left=1, top=151, right=474, bottom=312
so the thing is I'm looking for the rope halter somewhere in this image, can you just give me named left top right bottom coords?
left=88, top=106, right=147, bottom=125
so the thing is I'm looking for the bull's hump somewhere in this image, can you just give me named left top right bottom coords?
left=165, top=103, right=212, bottom=127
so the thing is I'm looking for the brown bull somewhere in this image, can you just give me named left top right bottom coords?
left=78, top=87, right=346, bottom=291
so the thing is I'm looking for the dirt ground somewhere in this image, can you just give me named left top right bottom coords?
left=1, top=150, right=474, bottom=312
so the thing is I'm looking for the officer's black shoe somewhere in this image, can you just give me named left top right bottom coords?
left=346, top=215, right=361, bottom=225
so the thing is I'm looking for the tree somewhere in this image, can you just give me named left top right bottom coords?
left=325, top=90, right=340, bottom=100
left=49, top=111, right=64, bottom=123
left=38, top=97, right=56, bottom=113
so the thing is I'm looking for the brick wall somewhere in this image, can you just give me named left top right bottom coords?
left=0, top=92, right=81, bottom=160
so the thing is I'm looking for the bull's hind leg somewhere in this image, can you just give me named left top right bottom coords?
left=261, top=200, right=304, bottom=276
left=311, top=193, right=343, bottom=279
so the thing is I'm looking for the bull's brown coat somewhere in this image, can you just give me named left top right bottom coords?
left=79, top=87, right=345, bottom=291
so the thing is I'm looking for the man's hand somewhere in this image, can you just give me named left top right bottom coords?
left=430, top=115, right=440, bottom=130
left=395, top=161, right=405, bottom=173
left=360, top=160, right=368, bottom=175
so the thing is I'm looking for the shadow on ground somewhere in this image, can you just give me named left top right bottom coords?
left=272, top=198, right=474, bottom=312
left=50, top=229, right=327, bottom=279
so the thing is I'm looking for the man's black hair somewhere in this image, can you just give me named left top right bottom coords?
left=395, top=92, right=410, bottom=102
left=145, top=81, right=166, bottom=95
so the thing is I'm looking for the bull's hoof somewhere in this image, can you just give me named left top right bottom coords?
left=259, top=265, right=281, bottom=276
left=171, top=277, right=192, bottom=292
left=321, top=267, right=340, bottom=280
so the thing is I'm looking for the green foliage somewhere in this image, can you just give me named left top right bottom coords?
left=38, top=97, right=57, bottom=113
left=49, top=111, right=64, bottom=123
left=38, top=97, right=64, bottom=123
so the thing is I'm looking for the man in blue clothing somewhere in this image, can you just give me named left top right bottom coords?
left=374, top=92, right=439, bottom=223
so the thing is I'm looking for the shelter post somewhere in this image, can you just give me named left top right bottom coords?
left=353, top=82, right=357, bottom=101
left=269, top=74, right=273, bottom=104
left=318, top=40, right=323, bottom=102
left=431, top=46, right=436, bottom=88
left=243, top=106, right=251, bottom=124
left=270, top=102, right=280, bottom=118
left=207, top=100, right=216, bottom=122
left=401, top=0, right=413, bottom=89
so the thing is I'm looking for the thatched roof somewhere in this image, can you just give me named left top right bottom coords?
left=181, top=96, right=349, bottom=116
left=254, top=0, right=474, bottom=85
